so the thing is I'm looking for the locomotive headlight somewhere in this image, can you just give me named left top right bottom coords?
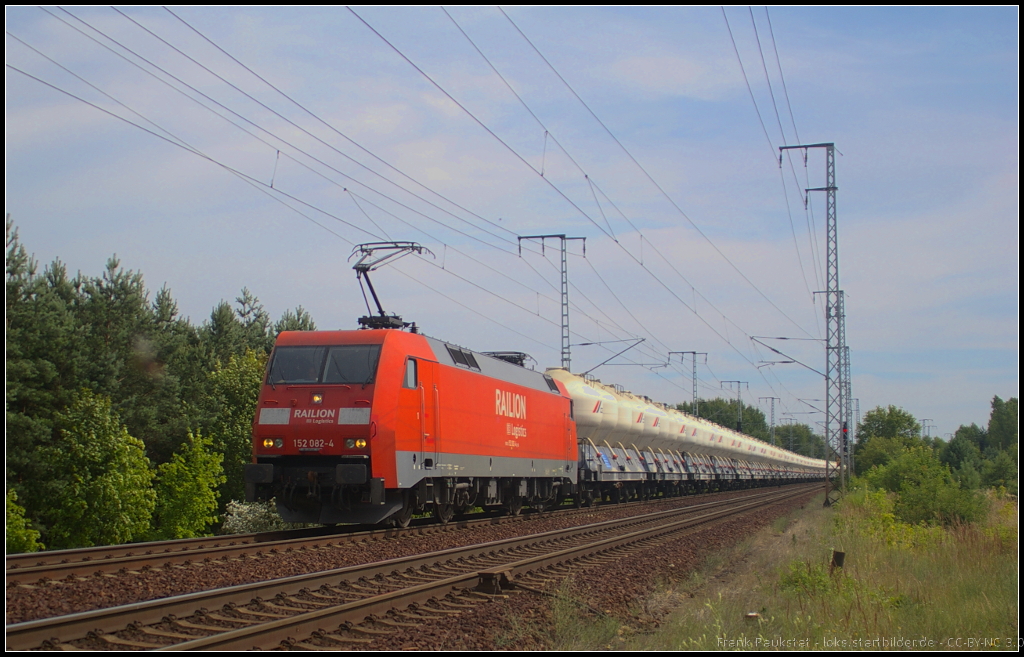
left=263, top=438, right=274, bottom=448
left=275, top=438, right=284, bottom=448
left=355, top=438, right=367, bottom=449
left=345, top=439, right=355, bottom=449
left=311, top=393, right=323, bottom=404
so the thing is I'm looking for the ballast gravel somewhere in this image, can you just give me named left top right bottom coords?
left=350, top=490, right=817, bottom=651
left=6, top=487, right=804, bottom=628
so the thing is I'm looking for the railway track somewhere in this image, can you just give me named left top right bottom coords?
left=6, top=487, right=729, bottom=583
left=7, top=484, right=815, bottom=650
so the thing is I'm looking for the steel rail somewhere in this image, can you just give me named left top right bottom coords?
left=7, top=485, right=814, bottom=651
left=6, top=484, right=736, bottom=582
left=161, top=486, right=814, bottom=650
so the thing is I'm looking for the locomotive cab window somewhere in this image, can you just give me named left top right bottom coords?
left=323, top=345, right=382, bottom=384
left=267, top=346, right=327, bottom=384
left=267, top=344, right=381, bottom=385
left=403, top=358, right=418, bottom=389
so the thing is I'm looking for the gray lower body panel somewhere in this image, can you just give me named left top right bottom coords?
left=393, top=450, right=577, bottom=488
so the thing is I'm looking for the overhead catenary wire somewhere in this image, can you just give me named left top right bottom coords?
left=764, top=7, right=801, bottom=146
left=723, top=7, right=824, bottom=323
left=721, top=7, right=776, bottom=158
left=761, top=6, right=827, bottom=304
left=35, top=8, right=506, bottom=256
left=748, top=7, right=789, bottom=148
left=103, top=6, right=523, bottom=253
left=341, top=7, right=810, bottom=405
left=8, top=29, right=680, bottom=387
left=11, top=8, right=823, bottom=414
left=41, top=3, right=595, bottom=319
left=163, top=6, right=523, bottom=243
left=11, top=15, right=654, bottom=368
left=4, top=63, right=363, bottom=246
left=8, top=57, right=668, bottom=382
left=425, top=7, right=816, bottom=366
left=746, top=6, right=822, bottom=317
left=498, top=7, right=817, bottom=341
left=347, top=8, right=730, bottom=370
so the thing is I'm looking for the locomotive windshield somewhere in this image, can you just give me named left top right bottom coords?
left=267, top=345, right=382, bottom=385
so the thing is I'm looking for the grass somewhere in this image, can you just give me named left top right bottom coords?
left=525, top=489, right=1018, bottom=651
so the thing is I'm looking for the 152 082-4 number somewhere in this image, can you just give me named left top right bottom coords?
left=294, top=439, right=334, bottom=449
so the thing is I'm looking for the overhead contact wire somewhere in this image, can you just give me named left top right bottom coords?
left=352, top=8, right=796, bottom=401
left=164, top=5, right=522, bottom=242
left=502, top=7, right=816, bottom=340
left=110, top=6, right=519, bottom=251
left=8, top=31, right=686, bottom=391
left=442, top=7, right=808, bottom=365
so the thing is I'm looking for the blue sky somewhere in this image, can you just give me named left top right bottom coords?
left=5, top=6, right=1018, bottom=440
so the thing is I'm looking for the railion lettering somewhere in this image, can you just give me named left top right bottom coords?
left=495, top=389, right=527, bottom=419
left=294, top=408, right=337, bottom=420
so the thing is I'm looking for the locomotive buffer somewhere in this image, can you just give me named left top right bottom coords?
left=349, top=242, right=433, bottom=330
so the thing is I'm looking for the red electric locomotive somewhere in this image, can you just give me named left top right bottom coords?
left=244, top=328, right=577, bottom=526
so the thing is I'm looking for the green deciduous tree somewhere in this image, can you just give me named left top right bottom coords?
left=854, top=435, right=906, bottom=475
left=981, top=450, right=1017, bottom=494
left=940, top=432, right=982, bottom=472
left=6, top=219, right=321, bottom=543
left=856, top=405, right=922, bottom=447
left=153, top=430, right=226, bottom=539
left=854, top=405, right=927, bottom=476
left=771, top=422, right=828, bottom=459
left=6, top=488, right=43, bottom=554
left=950, top=423, right=987, bottom=452
left=207, top=350, right=267, bottom=504
left=677, top=398, right=770, bottom=442
left=39, top=390, right=156, bottom=549
left=862, top=447, right=987, bottom=526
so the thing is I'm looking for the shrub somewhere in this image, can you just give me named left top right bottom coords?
left=6, top=488, right=43, bottom=553
left=861, top=447, right=987, bottom=526
left=220, top=499, right=292, bottom=534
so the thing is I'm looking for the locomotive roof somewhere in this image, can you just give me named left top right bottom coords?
left=273, top=330, right=564, bottom=396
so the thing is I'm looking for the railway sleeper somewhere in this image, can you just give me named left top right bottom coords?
left=95, top=633, right=166, bottom=649
left=344, top=624, right=395, bottom=636
left=369, top=616, right=420, bottom=628
left=170, top=618, right=236, bottom=632
left=314, top=630, right=373, bottom=645
left=130, top=624, right=197, bottom=641
left=294, top=639, right=351, bottom=651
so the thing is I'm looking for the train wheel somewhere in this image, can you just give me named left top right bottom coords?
left=506, top=496, right=523, bottom=517
left=434, top=502, right=454, bottom=525
left=393, top=491, right=416, bottom=528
